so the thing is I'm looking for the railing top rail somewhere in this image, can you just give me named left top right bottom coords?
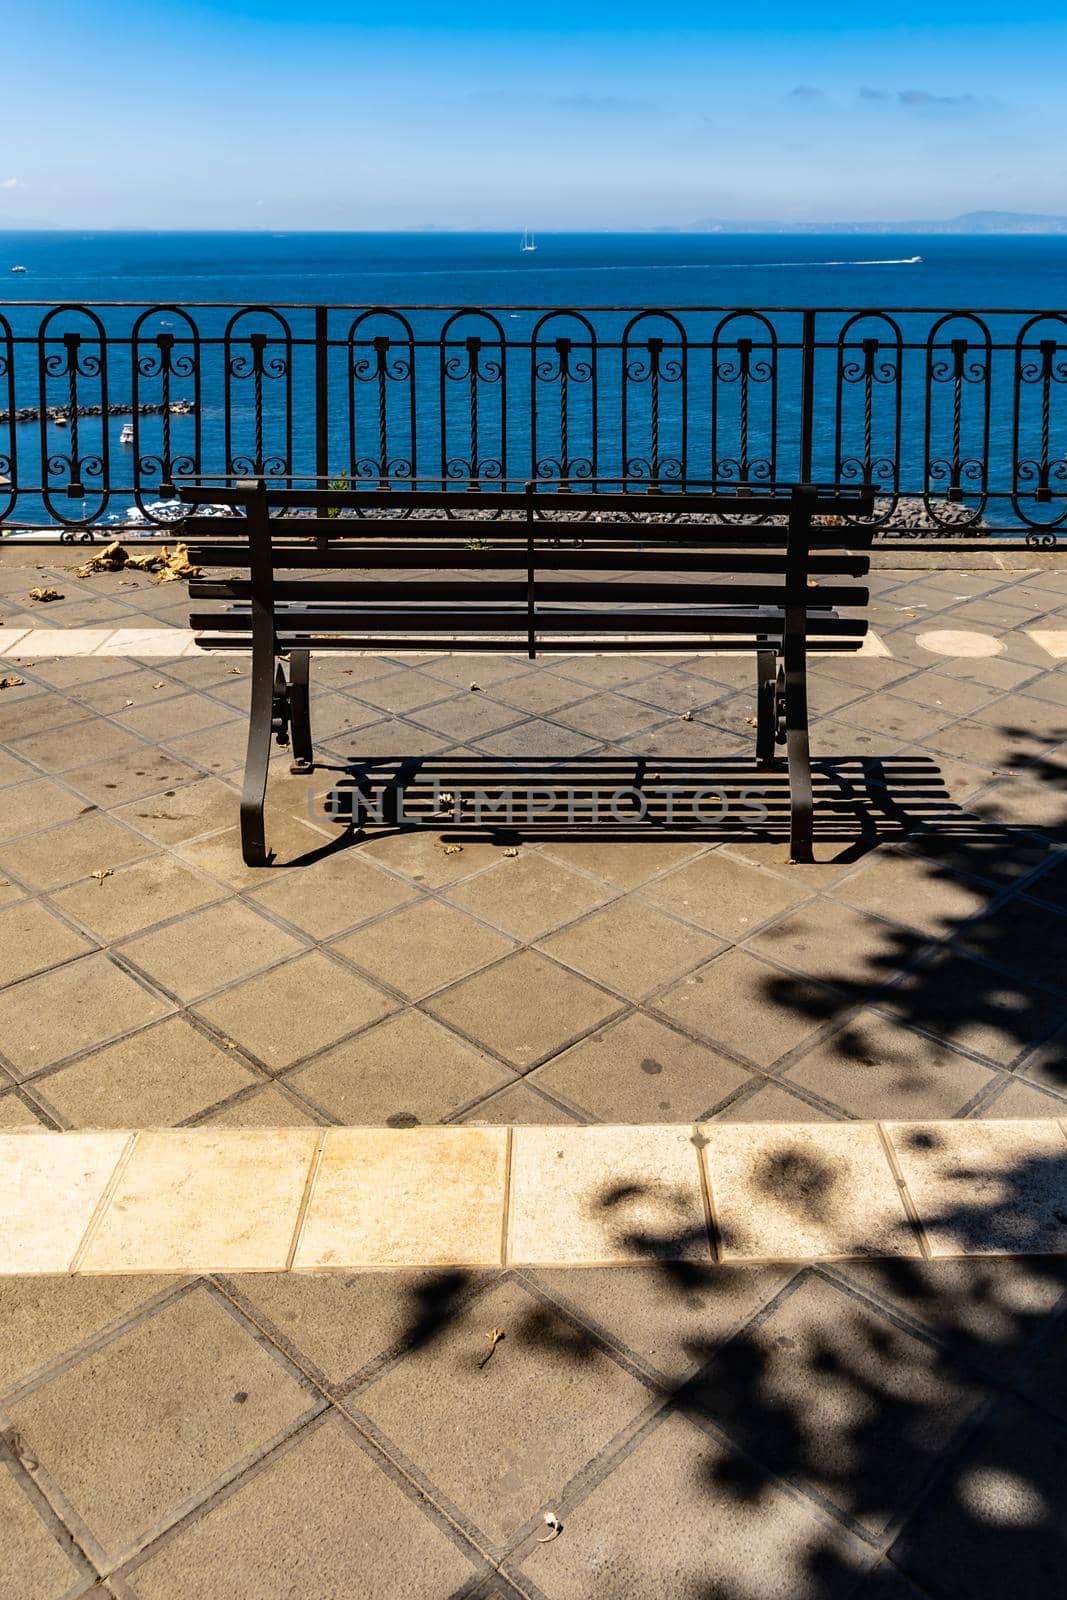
left=3, top=300, right=1067, bottom=317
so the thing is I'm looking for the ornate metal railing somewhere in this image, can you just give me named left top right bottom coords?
left=0, top=301, right=1065, bottom=541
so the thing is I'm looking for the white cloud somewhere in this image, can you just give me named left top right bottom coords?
left=0, top=177, right=19, bottom=190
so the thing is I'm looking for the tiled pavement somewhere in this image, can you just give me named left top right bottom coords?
left=3, top=549, right=1067, bottom=1595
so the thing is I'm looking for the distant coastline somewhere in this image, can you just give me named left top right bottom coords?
left=3, top=212, right=1067, bottom=237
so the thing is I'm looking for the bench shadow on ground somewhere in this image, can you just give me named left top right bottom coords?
left=333, top=726, right=1067, bottom=1599
left=308, top=751, right=961, bottom=850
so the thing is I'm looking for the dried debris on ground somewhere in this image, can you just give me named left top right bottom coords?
left=77, top=540, right=200, bottom=583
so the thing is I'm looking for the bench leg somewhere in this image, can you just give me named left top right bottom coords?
left=756, top=648, right=778, bottom=767
left=240, top=643, right=275, bottom=868
left=782, top=612, right=814, bottom=864
left=288, top=649, right=314, bottom=775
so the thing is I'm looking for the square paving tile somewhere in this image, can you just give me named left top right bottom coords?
left=537, top=898, right=718, bottom=998
left=783, top=1012, right=996, bottom=1120
left=289, top=1010, right=514, bottom=1125
left=62, top=746, right=204, bottom=809
left=652, top=948, right=840, bottom=1068
left=527, top=1261, right=795, bottom=1382
left=552, top=690, right=668, bottom=741
left=114, top=691, right=238, bottom=742
left=247, top=848, right=418, bottom=939
left=0, top=1090, right=44, bottom=1128
left=748, top=897, right=923, bottom=993
left=119, top=900, right=306, bottom=1005
left=359, top=829, right=510, bottom=889
left=408, top=693, right=522, bottom=742
left=954, top=895, right=1067, bottom=996
left=517, top=1410, right=871, bottom=1598
left=7, top=1287, right=315, bottom=1562
left=0, top=777, right=92, bottom=843
left=333, top=898, right=516, bottom=998
left=8, top=715, right=147, bottom=775
left=486, top=670, right=589, bottom=716
left=349, top=670, right=451, bottom=714
left=35, top=1016, right=259, bottom=1128
left=701, top=1122, right=919, bottom=1260
left=114, top=777, right=241, bottom=846
left=0, top=1454, right=88, bottom=1600
left=536, top=837, right=704, bottom=889
left=425, top=951, right=625, bottom=1069
left=0, top=954, right=172, bottom=1078
left=508, top=1124, right=710, bottom=1265
left=881, top=951, right=1067, bottom=1067
left=294, top=1126, right=507, bottom=1269
left=530, top=1011, right=752, bottom=1123
left=691, top=1274, right=986, bottom=1539
left=459, top=1079, right=582, bottom=1126
left=0, top=812, right=155, bottom=892
left=80, top=1128, right=318, bottom=1273
left=831, top=850, right=992, bottom=937
left=51, top=855, right=227, bottom=942
left=838, top=692, right=957, bottom=743
left=122, top=1415, right=480, bottom=1600
left=357, top=1277, right=651, bottom=1548
left=199, top=1083, right=324, bottom=1128
left=445, top=853, right=611, bottom=942
left=0, top=688, right=82, bottom=743
left=639, top=851, right=812, bottom=939
left=710, top=1082, right=838, bottom=1122
left=476, top=718, right=601, bottom=760
left=0, top=1130, right=129, bottom=1272
left=885, top=1119, right=1067, bottom=1256
left=887, top=1400, right=1067, bottom=1600
left=836, top=1256, right=1067, bottom=1373
left=173, top=817, right=336, bottom=890
left=0, top=900, right=95, bottom=987
left=223, top=1268, right=494, bottom=1389
left=196, top=950, right=398, bottom=1070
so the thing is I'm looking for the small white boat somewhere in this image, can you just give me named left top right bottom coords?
left=520, top=228, right=537, bottom=254
left=54, top=413, right=68, bottom=427
left=119, top=423, right=135, bottom=445
left=10, top=265, right=27, bottom=274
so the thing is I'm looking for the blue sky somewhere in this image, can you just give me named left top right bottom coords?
left=2, top=1, right=1066, bottom=229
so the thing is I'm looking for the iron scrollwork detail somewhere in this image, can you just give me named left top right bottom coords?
left=924, top=313, right=991, bottom=528
left=621, top=311, right=687, bottom=489
left=439, top=309, right=507, bottom=487
left=224, top=307, right=293, bottom=480
left=348, top=309, right=416, bottom=488
left=711, top=310, right=777, bottom=489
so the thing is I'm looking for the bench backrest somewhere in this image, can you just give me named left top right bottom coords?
left=179, top=480, right=875, bottom=654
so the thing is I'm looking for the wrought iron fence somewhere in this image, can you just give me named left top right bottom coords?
left=0, top=301, right=1065, bottom=541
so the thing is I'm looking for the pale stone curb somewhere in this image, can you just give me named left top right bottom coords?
left=2, top=1120, right=1066, bottom=1274
left=0, top=627, right=893, bottom=661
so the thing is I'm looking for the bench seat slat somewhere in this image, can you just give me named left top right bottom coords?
left=183, top=517, right=876, bottom=549
left=188, top=579, right=868, bottom=608
left=189, top=605, right=867, bottom=637
left=184, top=545, right=871, bottom=577
left=194, top=632, right=867, bottom=654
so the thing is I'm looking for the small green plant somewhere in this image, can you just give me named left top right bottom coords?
left=325, top=471, right=349, bottom=519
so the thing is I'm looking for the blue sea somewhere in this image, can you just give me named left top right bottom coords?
left=1, top=232, right=1066, bottom=534
left=2, top=229, right=1067, bottom=308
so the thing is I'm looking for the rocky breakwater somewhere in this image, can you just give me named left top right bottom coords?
left=0, top=399, right=194, bottom=424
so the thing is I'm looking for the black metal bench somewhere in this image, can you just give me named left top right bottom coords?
left=179, top=480, right=875, bottom=867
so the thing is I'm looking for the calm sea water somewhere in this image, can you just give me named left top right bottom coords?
left=2, top=229, right=1067, bottom=308
left=1, top=233, right=1065, bottom=533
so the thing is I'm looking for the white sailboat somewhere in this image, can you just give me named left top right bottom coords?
left=520, top=227, right=537, bottom=254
